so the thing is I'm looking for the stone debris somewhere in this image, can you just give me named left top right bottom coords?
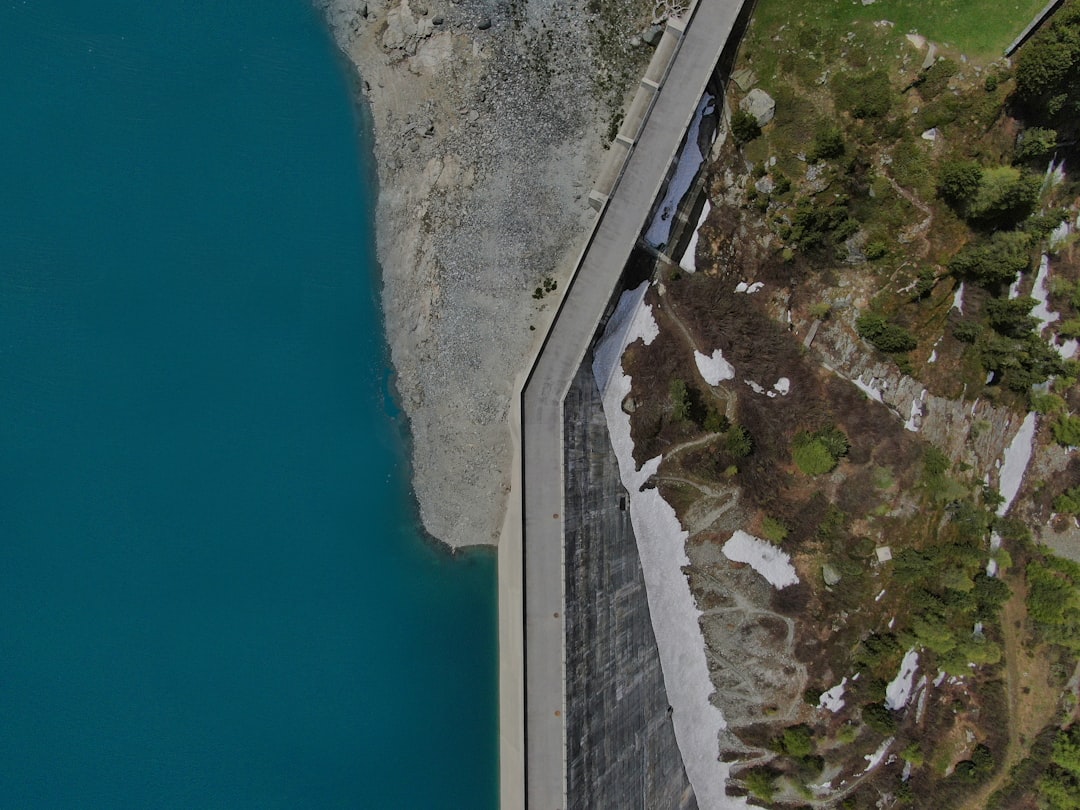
left=739, top=87, right=775, bottom=126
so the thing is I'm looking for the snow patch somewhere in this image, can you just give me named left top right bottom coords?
left=1031, top=254, right=1059, bottom=333
left=644, top=94, right=715, bottom=248
left=885, top=648, right=920, bottom=710
left=593, top=283, right=745, bottom=810
left=723, top=530, right=800, bottom=589
left=854, top=375, right=883, bottom=402
left=904, top=389, right=927, bottom=432
left=695, top=349, right=735, bottom=385
left=745, top=379, right=766, bottom=395
left=734, top=281, right=764, bottom=294
left=864, top=738, right=894, bottom=772
left=997, top=413, right=1036, bottom=516
left=952, top=281, right=965, bottom=313
left=680, top=201, right=712, bottom=273
left=819, top=678, right=847, bottom=713
left=773, top=377, right=791, bottom=396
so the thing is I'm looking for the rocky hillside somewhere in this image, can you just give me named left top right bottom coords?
left=317, top=0, right=675, bottom=547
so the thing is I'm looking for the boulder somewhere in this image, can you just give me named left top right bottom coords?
left=740, top=88, right=775, bottom=127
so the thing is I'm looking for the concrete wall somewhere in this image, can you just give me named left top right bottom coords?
left=563, top=359, right=697, bottom=810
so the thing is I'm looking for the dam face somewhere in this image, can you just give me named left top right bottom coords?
left=563, top=359, right=697, bottom=810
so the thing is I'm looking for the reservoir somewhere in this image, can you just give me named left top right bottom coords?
left=0, top=1, right=498, bottom=806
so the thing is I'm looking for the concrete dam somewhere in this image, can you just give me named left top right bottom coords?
left=502, top=0, right=754, bottom=807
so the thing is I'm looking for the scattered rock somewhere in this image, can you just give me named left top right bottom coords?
left=740, top=88, right=775, bottom=126
left=731, top=67, right=757, bottom=91
left=432, top=14, right=443, bottom=24
left=921, top=127, right=938, bottom=142
left=476, top=16, right=491, bottom=29
left=823, top=564, right=842, bottom=587
left=642, top=24, right=664, bottom=46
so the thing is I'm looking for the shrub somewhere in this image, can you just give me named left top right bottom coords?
left=1053, top=414, right=1080, bottom=447
left=776, top=724, right=815, bottom=758
left=862, top=703, right=897, bottom=734
left=953, top=319, right=982, bottom=343
left=794, top=438, right=836, bottom=475
left=1054, top=486, right=1080, bottom=515
left=918, top=58, right=958, bottom=99
left=731, top=109, right=761, bottom=146
left=1014, top=127, right=1058, bottom=163
left=833, top=69, right=893, bottom=119
left=761, top=515, right=789, bottom=543
left=1032, top=392, right=1066, bottom=414
left=809, top=125, right=845, bottom=162
left=1059, top=318, right=1080, bottom=339
left=856, top=312, right=917, bottom=353
left=865, top=241, right=888, bottom=260
left=923, top=445, right=951, bottom=478
left=743, top=767, right=776, bottom=801
left=704, top=408, right=730, bottom=433
left=670, top=379, right=690, bottom=421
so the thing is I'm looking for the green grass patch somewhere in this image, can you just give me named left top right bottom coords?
left=746, top=0, right=1051, bottom=60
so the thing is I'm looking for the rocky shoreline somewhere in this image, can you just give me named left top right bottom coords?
left=317, top=0, right=668, bottom=547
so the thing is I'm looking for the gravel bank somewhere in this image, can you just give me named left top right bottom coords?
left=317, top=0, right=660, bottom=547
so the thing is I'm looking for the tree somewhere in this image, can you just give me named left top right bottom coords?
left=726, top=425, right=753, bottom=458
left=1013, top=4, right=1080, bottom=126
left=1014, top=127, right=1058, bottom=163
left=948, top=230, right=1033, bottom=288
left=937, top=160, right=983, bottom=210
left=968, top=166, right=1041, bottom=230
left=986, top=296, right=1039, bottom=338
left=856, top=312, right=917, bottom=353
left=862, top=703, right=897, bottom=734
left=731, top=109, right=761, bottom=146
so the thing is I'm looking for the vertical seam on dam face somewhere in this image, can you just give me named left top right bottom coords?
left=516, top=0, right=749, bottom=807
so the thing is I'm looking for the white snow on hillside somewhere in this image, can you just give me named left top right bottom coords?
left=904, top=389, right=927, bottom=432
left=819, top=678, right=847, bottom=712
left=695, top=348, right=735, bottom=385
left=644, top=94, right=715, bottom=248
left=885, top=648, right=919, bottom=710
left=734, top=281, right=764, bottom=294
left=997, top=413, right=1036, bottom=517
left=864, top=738, right=894, bottom=772
left=680, top=201, right=712, bottom=273
left=722, top=530, right=799, bottom=589
left=1031, top=255, right=1059, bottom=333
left=592, top=283, right=746, bottom=809
left=952, top=282, right=965, bottom=313
left=854, top=375, right=884, bottom=402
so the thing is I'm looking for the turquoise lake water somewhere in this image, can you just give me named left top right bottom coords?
left=0, top=1, right=497, bottom=807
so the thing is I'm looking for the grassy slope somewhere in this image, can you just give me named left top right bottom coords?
left=750, top=0, right=1052, bottom=59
